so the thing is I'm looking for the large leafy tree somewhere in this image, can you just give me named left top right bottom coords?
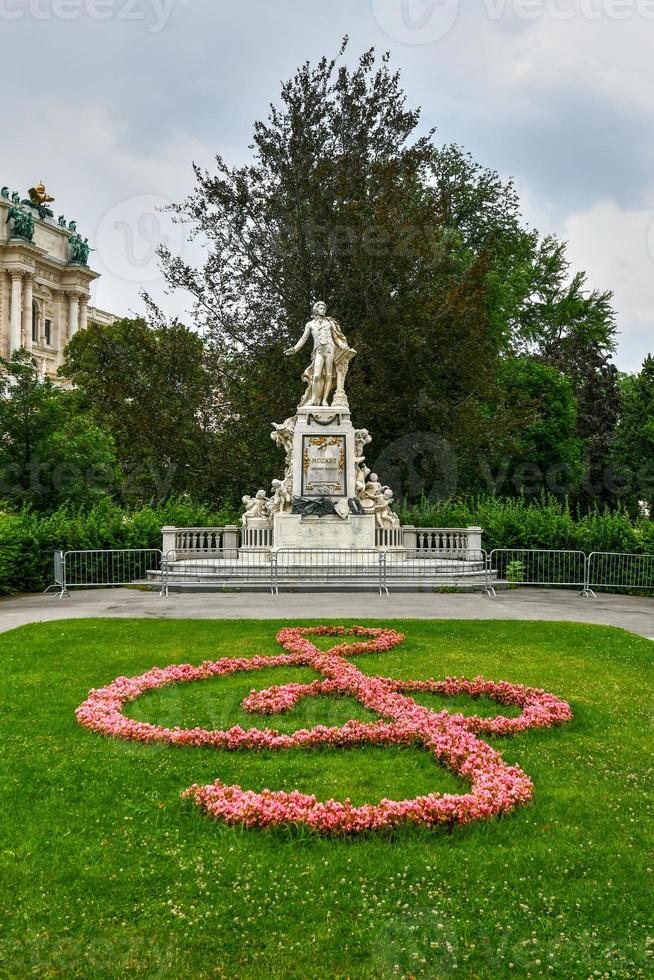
left=155, top=41, right=619, bottom=501
left=62, top=318, right=218, bottom=503
left=512, top=238, right=619, bottom=502
left=486, top=357, right=583, bottom=496
left=0, top=350, right=118, bottom=510
left=613, top=355, right=654, bottom=514
left=156, top=43, right=517, bottom=496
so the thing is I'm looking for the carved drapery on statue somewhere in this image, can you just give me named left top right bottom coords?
left=285, top=301, right=356, bottom=409
left=298, top=319, right=356, bottom=409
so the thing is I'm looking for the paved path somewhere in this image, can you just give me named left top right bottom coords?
left=0, top=588, right=652, bottom=639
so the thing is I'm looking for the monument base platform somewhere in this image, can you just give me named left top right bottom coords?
left=273, top=512, right=376, bottom=550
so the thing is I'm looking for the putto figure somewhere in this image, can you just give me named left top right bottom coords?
left=285, top=301, right=356, bottom=408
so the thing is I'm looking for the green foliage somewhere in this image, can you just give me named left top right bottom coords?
left=156, top=41, right=620, bottom=501
left=61, top=318, right=218, bottom=504
left=399, top=493, right=647, bottom=554
left=505, top=560, right=525, bottom=584
left=488, top=357, right=584, bottom=494
left=1, top=619, right=652, bottom=977
left=0, top=496, right=239, bottom=595
left=0, top=350, right=118, bottom=510
left=612, top=355, right=654, bottom=512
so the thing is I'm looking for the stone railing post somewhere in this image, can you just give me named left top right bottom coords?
left=161, top=526, right=177, bottom=561
left=402, top=525, right=417, bottom=557
left=466, top=526, right=483, bottom=556
left=223, top=524, right=240, bottom=558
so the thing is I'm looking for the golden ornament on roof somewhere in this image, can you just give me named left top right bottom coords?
left=28, top=182, right=55, bottom=207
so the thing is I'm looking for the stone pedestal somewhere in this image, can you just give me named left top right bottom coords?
left=291, top=405, right=357, bottom=501
left=273, top=512, right=376, bottom=550
left=241, top=518, right=273, bottom=548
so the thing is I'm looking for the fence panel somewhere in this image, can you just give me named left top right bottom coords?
left=383, top=549, right=489, bottom=593
left=51, top=546, right=654, bottom=599
left=274, top=549, right=383, bottom=594
left=488, top=549, right=587, bottom=590
left=162, top=548, right=273, bottom=594
left=57, top=549, right=164, bottom=598
left=586, top=552, right=654, bottom=595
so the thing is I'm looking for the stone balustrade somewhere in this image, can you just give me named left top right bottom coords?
left=161, top=525, right=238, bottom=560
left=162, top=524, right=482, bottom=558
left=241, top=519, right=274, bottom=549
left=403, top=526, right=483, bottom=558
left=375, top=526, right=403, bottom=549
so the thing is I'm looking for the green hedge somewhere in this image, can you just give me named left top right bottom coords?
left=0, top=497, right=240, bottom=596
left=399, top=494, right=654, bottom=555
left=0, top=494, right=651, bottom=596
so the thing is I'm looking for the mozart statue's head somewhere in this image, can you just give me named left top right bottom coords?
left=312, top=300, right=327, bottom=317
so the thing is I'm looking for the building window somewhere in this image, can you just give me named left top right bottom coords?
left=44, top=319, right=52, bottom=345
left=32, top=301, right=40, bottom=344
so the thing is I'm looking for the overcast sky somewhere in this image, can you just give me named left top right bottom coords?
left=4, top=0, right=653, bottom=370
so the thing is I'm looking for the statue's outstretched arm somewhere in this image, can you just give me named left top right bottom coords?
left=285, top=323, right=311, bottom=356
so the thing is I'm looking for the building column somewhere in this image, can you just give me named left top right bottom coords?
left=68, top=293, right=80, bottom=339
left=9, top=272, right=23, bottom=354
left=21, top=274, right=33, bottom=351
left=54, top=291, right=66, bottom=366
left=79, top=295, right=88, bottom=333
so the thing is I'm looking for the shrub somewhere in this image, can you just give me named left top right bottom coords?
left=0, top=496, right=240, bottom=595
left=401, top=493, right=652, bottom=555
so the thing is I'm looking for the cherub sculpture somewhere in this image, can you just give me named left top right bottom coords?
left=268, top=478, right=293, bottom=515
left=241, top=490, right=269, bottom=526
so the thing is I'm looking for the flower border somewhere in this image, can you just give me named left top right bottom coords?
left=76, top=626, right=573, bottom=834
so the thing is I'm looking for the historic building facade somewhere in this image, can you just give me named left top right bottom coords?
left=0, top=182, right=117, bottom=380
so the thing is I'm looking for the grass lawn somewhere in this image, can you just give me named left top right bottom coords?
left=1, top=617, right=652, bottom=978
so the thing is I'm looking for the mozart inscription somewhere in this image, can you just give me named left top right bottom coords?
left=302, top=435, right=347, bottom=498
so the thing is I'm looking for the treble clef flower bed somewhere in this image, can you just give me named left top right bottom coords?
left=75, top=626, right=573, bottom=834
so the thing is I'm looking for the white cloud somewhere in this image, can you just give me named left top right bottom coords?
left=3, top=2, right=653, bottom=366
left=563, top=199, right=654, bottom=371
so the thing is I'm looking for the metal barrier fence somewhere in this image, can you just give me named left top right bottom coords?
left=162, top=548, right=273, bottom=595
left=384, top=549, right=489, bottom=592
left=51, top=549, right=164, bottom=598
left=49, top=546, right=654, bottom=598
left=275, top=548, right=385, bottom=594
left=586, top=551, right=654, bottom=596
left=487, top=550, right=588, bottom=595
